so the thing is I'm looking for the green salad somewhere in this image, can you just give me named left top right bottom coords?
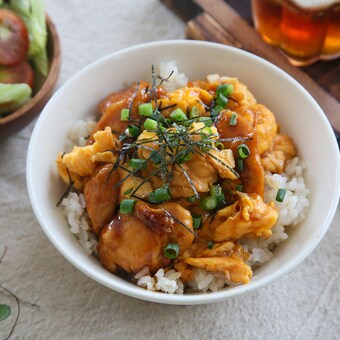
left=0, top=0, right=48, bottom=117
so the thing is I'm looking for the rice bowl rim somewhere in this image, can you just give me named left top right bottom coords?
left=26, top=40, right=340, bottom=305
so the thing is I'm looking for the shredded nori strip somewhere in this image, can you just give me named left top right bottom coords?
left=56, top=168, right=74, bottom=207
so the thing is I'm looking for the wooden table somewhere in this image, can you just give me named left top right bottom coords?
left=162, top=0, right=340, bottom=143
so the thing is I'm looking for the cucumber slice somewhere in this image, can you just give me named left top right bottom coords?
left=0, top=83, right=32, bottom=115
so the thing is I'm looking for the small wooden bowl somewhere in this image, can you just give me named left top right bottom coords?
left=0, top=15, right=61, bottom=138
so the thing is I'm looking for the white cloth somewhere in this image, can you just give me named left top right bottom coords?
left=0, top=1, right=339, bottom=339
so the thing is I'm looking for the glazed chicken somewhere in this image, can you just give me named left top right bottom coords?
left=98, top=214, right=168, bottom=273
left=98, top=202, right=194, bottom=274
left=90, top=81, right=167, bottom=140
left=57, top=72, right=298, bottom=292
left=83, top=163, right=120, bottom=235
left=217, top=109, right=265, bottom=197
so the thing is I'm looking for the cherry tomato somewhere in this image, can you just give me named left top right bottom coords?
left=0, top=9, right=29, bottom=66
left=0, top=60, right=34, bottom=87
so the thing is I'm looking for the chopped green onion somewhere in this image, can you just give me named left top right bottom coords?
left=120, top=108, right=130, bottom=121
left=124, top=188, right=133, bottom=195
left=164, top=243, right=180, bottom=259
left=215, top=93, right=228, bottom=107
left=182, top=120, right=192, bottom=127
left=144, top=118, right=158, bottom=130
left=120, top=199, right=136, bottom=214
left=170, top=108, right=187, bottom=122
left=187, top=195, right=197, bottom=202
left=202, top=127, right=213, bottom=135
left=189, top=106, right=200, bottom=119
left=151, top=112, right=168, bottom=125
left=138, top=103, right=153, bottom=117
left=128, top=124, right=140, bottom=137
left=149, top=150, right=162, bottom=164
left=238, top=144, right=251, bottom=159
left=235, top=184, right=243, bottom=192
left=198, top=117, right=212, bottom=127
left=200, top=196, right=217, bottom=210
left=129, top=158, right=147, bottom=170
left=229, top=113, right=237, bottom=126
left=216, top=83, right=234, bottom=97
left=215, top=142, right=224, bottom=150
left=207, top=241, right=214, bottom=249
left=212, top=105, right=224, bottom=116
left=276, top=188, right=286, bottom=203
left=179, top=151, right=192, bottom=163
left=149, top=187, right=171, bottom=203
left=192, top=214, right=202, bottom=230
left=236, top=158, right=244, bottom=172
left=210, top=185, right=225, bottom=209
left=210, top=185, right=222, bottom=197
left=216, top=194, right=226, bottom=209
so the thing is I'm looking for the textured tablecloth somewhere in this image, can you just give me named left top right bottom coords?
left=0, top=1, right=339, bottom=339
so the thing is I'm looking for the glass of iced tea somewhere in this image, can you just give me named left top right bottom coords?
left=251, top=0, right=340, bottom=66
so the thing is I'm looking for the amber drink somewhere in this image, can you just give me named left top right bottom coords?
left=251, top=0, right=340, bottom=65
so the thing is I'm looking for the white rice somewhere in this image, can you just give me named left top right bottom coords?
left=65, top=117, right=96, bottom=151
left=242, top=156, right=310, bottom=267
left=135, top=267, right=184, bottom=294
left=61, top=192, right=98, bottom=255
left=60, top=62, right=310, bottom=294
left=187, top=269, right=226, bottom=293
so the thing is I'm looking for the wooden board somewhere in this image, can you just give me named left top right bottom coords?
left=161, top=0, right=340, bottom=138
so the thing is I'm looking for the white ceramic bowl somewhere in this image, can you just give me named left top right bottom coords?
left=26, top=40, right=340, bottom=305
